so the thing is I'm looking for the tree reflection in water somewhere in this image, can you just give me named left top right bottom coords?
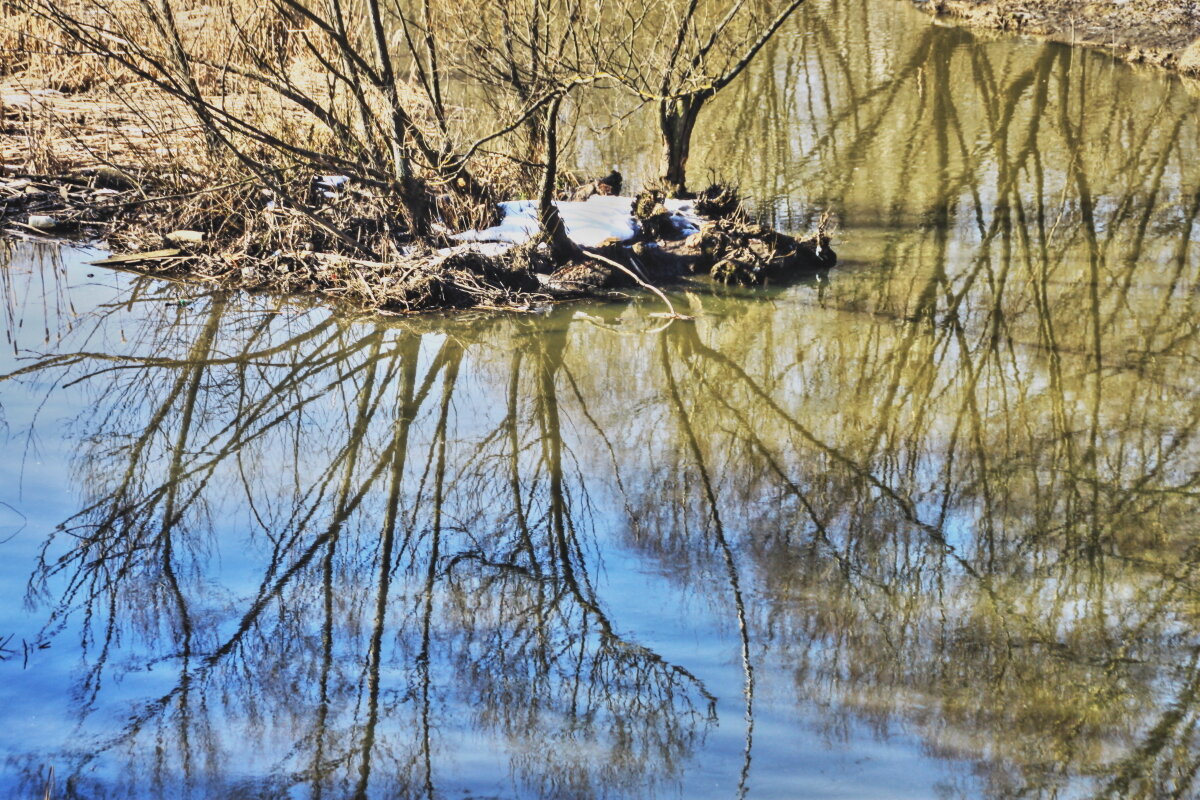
left=2, top=5, right=1200, bottom=798
left=1, top=289, right=716, bottom=798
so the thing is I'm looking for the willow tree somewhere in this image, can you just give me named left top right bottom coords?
left=442, top=0, right=809, bottom=200
left=612, top=0, right=808, bottom=197
left=430, top=0, right=590, bottom=162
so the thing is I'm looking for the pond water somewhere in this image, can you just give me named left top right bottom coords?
left=2, top=0, right=1200, bottom=797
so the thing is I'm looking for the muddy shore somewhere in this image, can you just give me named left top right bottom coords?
left=911, top=0, right=1200, bottom=75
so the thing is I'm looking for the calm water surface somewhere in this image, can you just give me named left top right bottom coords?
left=2, top=0, right=1200, bottom=797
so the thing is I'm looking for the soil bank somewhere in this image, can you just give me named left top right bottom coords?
left=910, top=0, right=1200, bottom=75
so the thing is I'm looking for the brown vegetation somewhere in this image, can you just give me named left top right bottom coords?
left=0, top=0, right=830, bottom=312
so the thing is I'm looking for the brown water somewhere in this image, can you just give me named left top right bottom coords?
left=1, top=1, right=1199, bottom=797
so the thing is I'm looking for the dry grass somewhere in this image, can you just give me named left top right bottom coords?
left=0, top=83, right=201, bottom=176
left=0, top=0, right=316, bottom=91
left=0, top=72, right=551, bottom=313
left=0, top=0, right=831, bottom=313
left=0, top=3, right=117, bottom=91
left=1181, top=38, right=1200, bottom=75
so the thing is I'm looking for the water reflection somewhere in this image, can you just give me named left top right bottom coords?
left=3, top=288, right=723, bottom=798
left=3, top=3, right=1200, bottom=798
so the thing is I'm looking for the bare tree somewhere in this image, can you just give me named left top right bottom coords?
left=21, top=0, right=501, bottom=236
left=435, top=0, right=809, bottom=199
left=605, top=0, right=808, bottom=196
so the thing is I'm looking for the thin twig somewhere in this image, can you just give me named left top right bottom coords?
left=582, top=248, right=691, bottom=320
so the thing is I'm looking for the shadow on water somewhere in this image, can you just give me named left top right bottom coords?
left=2, top=0, right=1200, bottom=797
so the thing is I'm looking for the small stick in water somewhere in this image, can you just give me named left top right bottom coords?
left=582, top=248, right=692, bottom=321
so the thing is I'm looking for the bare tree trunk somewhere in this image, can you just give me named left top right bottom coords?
left=539, top=94, right=580, bottom=263
left=659, top=94, right=705, bottom=198
left=525, top=109, right=549, bottom=163
left=654, top=0, right=806, bottom=198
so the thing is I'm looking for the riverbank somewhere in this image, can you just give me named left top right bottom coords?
left=912, top=0, right=1200, bottom=75
left=0, top=76, right=833, bottom=315
left=1, top=130, right=833, bottom=315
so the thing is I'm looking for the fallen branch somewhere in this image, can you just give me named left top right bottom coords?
left=582, top=248, right=692, bottom=321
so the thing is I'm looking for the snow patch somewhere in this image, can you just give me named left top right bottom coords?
left=664, top=199, right=702, bottom=236
left=453, top=195, right=705, bottom=248
left=434, top=242, right=515, bottom=258
left=317, top=175, right=349, bottom=189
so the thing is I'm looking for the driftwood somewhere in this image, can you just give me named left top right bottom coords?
left=91, top=248, right=185, bottom=266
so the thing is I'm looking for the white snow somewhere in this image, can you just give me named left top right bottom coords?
left=434, top=242, right=515, bottom=258
left=300, top=173, right=707, bottom=248
left=664, top=198, right=702, bottom=236
left=315, top=175, right=350, bottom=200
left=317, top=175, right=349, bottom=189
left=453, top=195, right=704, bottom=248
left=451, top=200, right=542, bottom=245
